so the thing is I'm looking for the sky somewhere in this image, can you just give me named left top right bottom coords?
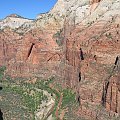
left=0, top=0, right=57, bottom=19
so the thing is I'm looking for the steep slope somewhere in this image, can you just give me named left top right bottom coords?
left=0, top=0, right=120, bottom=120
left=61, top=0, right=120, bottom=119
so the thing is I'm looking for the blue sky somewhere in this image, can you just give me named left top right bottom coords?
left=0, top=0, right=57, bottom=19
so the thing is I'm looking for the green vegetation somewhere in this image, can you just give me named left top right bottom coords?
left=87, top=22, right=92, bottom=26
left=0, top=66, right=6, bottom=81
left=53, top=29, right=64, bottom=46
left=31, top=78, right=77, bottom=119
left=92, top=35, right=99, bottom=40
left=62, top=89, right=76, bottom=109
left=33, top=78, right=61, bottom=118
left=56, top=37, right=64, bottom=46
left=1, top=76, right=60, bottom=119
left=53, top=30, right=62, bottom=38
left=1, top=80, right=48, bottom=119
left=105, top=33, right=113, bottom=39
left=3, top=84, right=47, bottom=112
left=0, top=67, right=78, bottom=120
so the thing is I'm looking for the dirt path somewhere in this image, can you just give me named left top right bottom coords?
left=55, top=93, right=63, bottom=118
left=49, top=84, right=64, bottom=120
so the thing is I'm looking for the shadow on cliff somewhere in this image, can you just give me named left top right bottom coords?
left=0, top=109, right=3, bottom=120
left=0, top=87, right=3, bottom=120
left=0, top=87, right=2, bottom=90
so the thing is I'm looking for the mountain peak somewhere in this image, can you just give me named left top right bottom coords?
left=7, top=14, right=22, bottom=18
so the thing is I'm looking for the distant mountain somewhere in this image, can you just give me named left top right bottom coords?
left=0, top=14, right=33, bottom=29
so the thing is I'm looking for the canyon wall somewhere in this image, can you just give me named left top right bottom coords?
left=0, top=0, right=120, bottom=119
left=62, top=1, right=120, bottom=118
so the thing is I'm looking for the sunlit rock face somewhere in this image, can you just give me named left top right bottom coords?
left=61, top=0, right=120, bottom=119
left=0, top=14, right=33, bottom=29
left=0, top=28, right=60, bottom=78
left=0, top=0, right=120, bottom=119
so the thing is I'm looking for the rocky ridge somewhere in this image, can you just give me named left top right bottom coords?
left=0, top=14, right=33, bottom=29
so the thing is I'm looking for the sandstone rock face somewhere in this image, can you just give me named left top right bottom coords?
left=0, top=14, right=33, bottom=29
left=2, top=28, right=61, bottom=78
left=0, top=0, right=120, bottom=119
left=61, top=0, right=120, bottom=119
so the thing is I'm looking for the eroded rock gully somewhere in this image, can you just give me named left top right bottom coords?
left=101, top=56, right=120, bottom=114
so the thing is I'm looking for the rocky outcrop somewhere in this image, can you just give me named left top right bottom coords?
left=35, top=89, right=55, bottom=120
left=0, top=14, right=33, bottom=29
